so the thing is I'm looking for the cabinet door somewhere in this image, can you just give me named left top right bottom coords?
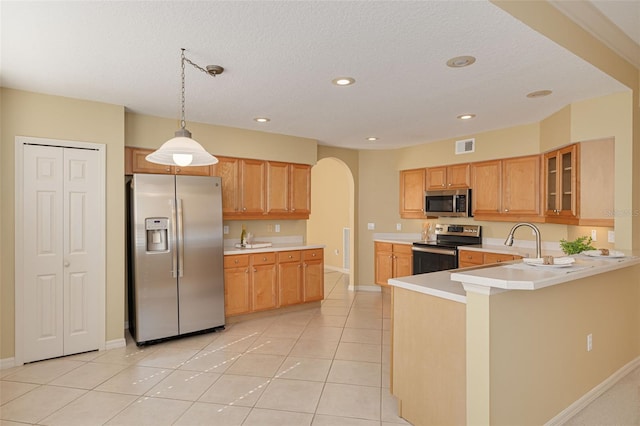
left=400, top=168, right=426, bottom=218
left=278, top=251, right=303, bottom=306
left=240, top=159, right=266, bottom=215
left=426, top=166, right=447, bottom=189
left=252, top=264, right=278, bottom=312
left=471, top=160, right=501, bottom=215
left=394, top=252, right=413, bottom=278
left=224, top=266, right=251, bottom=316
left=375, top=242, right=394, bottom=286
left=130, top=148, right=173, bottom=174
left=545, top=145, right=577, bottom=221
left=447, top=164, right=470, bottom=188
left=267, top=161, right=290, bottom=214
left=213, top=156, right=241, bottom=215
left=290, top=163, right=311, bottom=216
left=502, top=155, right=540, bottom=216
left=303, top=254, right=324, bottom=302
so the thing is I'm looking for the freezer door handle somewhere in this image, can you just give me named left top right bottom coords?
left=177, top=198, right=185, bottom=277
left=170, top=198, right=178, bottom=278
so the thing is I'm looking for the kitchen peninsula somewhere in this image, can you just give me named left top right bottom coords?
left=389, top=254, right=640, bottom=425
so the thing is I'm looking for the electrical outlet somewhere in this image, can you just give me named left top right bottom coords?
left=267, top=224, right=273, bottom=232
left=587, top=333, right=593, bottom=352
left=367, top=223, right=375, bottom=230
left=396, top=223, right=402, bottom=231
left=275, top=224, right=280, bottom=233
left=608, top=231, right=615, bottom=243
left=591, top=230, right=597, bottom=241
left=223, top=225, right=229, bottom=235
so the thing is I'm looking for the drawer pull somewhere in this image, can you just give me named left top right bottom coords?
left=263, top=257, right=267, bottom=261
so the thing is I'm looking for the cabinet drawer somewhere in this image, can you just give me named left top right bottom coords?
left=251, top=252, right=276, bottom=265
left=278, top=250, right=302, bottom=263
left=303, top=248, right=324, bottom=261
left=224, top=255, right=249, bottom=268
left=392, top=244, right=413, bottom=255
left=483, top=253, right=515, bottom=264
left=375, top=242, right=393, bottom=252
left=458, top=250, right=483, bottom=265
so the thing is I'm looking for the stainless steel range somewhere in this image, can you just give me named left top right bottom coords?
left=412, top=224, right=481, bottom=274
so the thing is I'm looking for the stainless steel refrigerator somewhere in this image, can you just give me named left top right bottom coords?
left=128, top=174, right=225, bottom=345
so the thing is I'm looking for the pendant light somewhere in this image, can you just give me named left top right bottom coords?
left=146, top=49, right=222, bottom=167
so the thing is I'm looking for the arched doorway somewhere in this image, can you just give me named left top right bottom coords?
left=307, top=157, right=355, bottom=289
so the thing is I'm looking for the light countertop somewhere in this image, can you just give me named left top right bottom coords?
left=390, top=252, right=640, bottom=301
left=224, top=243, right=325, bottom=255
left=451, top=253, right=640, bottom=291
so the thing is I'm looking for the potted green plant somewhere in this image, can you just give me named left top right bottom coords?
left=559, top=236, right=596, bottom=255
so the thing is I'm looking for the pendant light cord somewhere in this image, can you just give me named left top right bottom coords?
left=179, top=48, right=222, bottom=131
left=180, top=49, right=187, bottom=131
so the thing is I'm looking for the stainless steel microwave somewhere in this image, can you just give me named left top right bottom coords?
left=424, top=189, right=472, bottom=217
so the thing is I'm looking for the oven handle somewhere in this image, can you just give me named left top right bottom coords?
left=411, top=246, right=457, bottom=256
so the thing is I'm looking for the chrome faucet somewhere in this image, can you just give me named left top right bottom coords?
left=504, top=222, right=542, bottom=259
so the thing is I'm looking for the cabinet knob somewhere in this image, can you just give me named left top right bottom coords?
left=288, top=255, right=293, bottom=258
left=312, top=253, right=316, bottom=257
left=504, top=209, right=509, bottom=212
left=292, top=208, right=296, bottom=211
left=254, top=268, right=257, bottom=272
left=176, top=168, right=181, bottom=172
left=243, top=207, right=247, bottom=211
left=234, top=259, right=239, bottom=264
left=263, top=257, right=267, bottom=261
left=245, top=269, right=249, bottom=273
left=165, top=167, right=171, bottom=172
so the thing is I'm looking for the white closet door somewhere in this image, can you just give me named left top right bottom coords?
left=23, top=145, right=65, bottom=361
left=62, top=147, right=101, bottom=355
left=23, top=144, right=101, bottom=362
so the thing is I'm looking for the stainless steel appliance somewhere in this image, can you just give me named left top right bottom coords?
left=424, top=188, right=472, bottom=217
left=412, top=224, right=481, bottom=274
left=128, top=174, right=225, bottom=345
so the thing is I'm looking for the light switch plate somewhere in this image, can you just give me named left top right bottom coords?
left=608, top=231, right=615, bottom=243
left=223, top=226, right=229, bottom=235
left=367, top=223, right=375, bottom=230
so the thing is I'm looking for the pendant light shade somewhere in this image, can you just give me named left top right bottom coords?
left=146, top=49, right=222, bottom=167
left=145, top=129, right=219, bottom=167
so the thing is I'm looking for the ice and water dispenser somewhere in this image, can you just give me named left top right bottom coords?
left=145, top=218, right=169, bottom=252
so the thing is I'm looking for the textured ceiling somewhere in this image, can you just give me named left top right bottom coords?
left=0, top=1, right=634, bottom=150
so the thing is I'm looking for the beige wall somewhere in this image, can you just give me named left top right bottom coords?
left=1, top=88, right=126, bottom=359
left=307, top=158, right=352, bottom=270
left=126, top=112, right=317, bottom=165
left=466, top=265, right=640, bottom=425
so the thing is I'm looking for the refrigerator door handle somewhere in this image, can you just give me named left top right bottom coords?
left=177, top=198, right=185, bottom=277
left=170, top=198, right=178, bottom=278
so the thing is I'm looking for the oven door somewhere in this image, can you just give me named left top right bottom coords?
left=412, top=246, right=457, bottom=274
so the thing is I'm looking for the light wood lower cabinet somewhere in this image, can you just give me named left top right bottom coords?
left=458, top=249, right=522, bottom=268
left=224, top=248, right=323, bottom=317
left=375, top=242, right=412, bottom=286
left=278, top=250, right=303, bottom=307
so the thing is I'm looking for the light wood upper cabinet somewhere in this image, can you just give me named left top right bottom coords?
left=267, top=162, right=311, bottom=218
left=544, top=145, right=577, bottom=221
left=212, top=156, right=241, bottom=215
left=471, top=160, right=502, bottom=216
left=400, top=168, right=426, bottom=219
left=471, top=155, right=542, bottom=222
left=544, top=140, right=614, bottom=226
left=426, top=164, right=470, bottom=190
left=125, top=147, right=211, bottom=176
left=240, top=159, right=266, bottom=215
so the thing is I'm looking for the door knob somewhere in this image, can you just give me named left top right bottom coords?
left=64, top=261, right=70, bottom=267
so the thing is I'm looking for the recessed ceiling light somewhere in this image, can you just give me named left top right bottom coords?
left=446, top=56, right=476, bottom=68
left=367, top=137, right=378, bottom=141
left=332, top=77, right=355, bottom=86
left=526, top=90, right=553, bottom=98
left=254, top=117, right=270, bottom=123
left=457, top=114, right=476, bottom=120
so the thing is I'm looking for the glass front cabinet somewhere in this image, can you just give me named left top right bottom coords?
left=544, top=144, right=578, bottom=223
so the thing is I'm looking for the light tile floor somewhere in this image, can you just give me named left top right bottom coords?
left=0, top=271, right=408, bottom=426
left=1, top=270, right=638, bottom=425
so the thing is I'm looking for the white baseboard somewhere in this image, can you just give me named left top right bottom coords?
left=1, top=357, right=16, bottom=370
left=355, top=285, right=382, bottom=292
left=105, top=338, right=126, bottom=351
left=324, top=265, right=349, bottom=273
left=544, top=356, right=640, bottom=425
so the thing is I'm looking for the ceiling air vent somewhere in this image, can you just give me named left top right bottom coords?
left=455, top=138, right=475, bottom=155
